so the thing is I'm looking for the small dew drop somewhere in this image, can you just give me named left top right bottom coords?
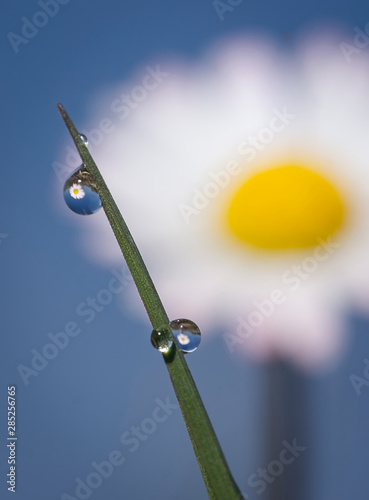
left=64, top=165, right=102, bottom=215
left=170, top=319, right=201, bottom=353
left=79, top=134, right=88, bottom=145
left=151, top=327, right=173, bottom=353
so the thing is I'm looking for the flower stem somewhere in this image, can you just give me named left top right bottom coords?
left=57, top=103, right=244, bottom=500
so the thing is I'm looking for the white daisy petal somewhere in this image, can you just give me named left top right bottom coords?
left=81, top=32, right=369, bottom=369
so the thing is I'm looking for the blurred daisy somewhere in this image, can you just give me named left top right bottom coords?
left=83, top=32, right=369, bottom=369
left=69, top=183, right=85, bottom=200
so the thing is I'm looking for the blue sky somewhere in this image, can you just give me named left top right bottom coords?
left=1, top=1, right=369, bottom=499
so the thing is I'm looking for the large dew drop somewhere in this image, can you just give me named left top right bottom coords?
left=151, top=326, right=173, bottom=353
left=170, top=319, right=201, bottom=353
left=64, top=165, right=102, bottom=215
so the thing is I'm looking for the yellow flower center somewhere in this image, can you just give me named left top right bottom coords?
left=226, top=165, right=345, bottom=250
left=73, top=189, right=79, bottom=195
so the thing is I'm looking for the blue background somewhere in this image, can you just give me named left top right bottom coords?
left=1, top=1, right=369, bottom=499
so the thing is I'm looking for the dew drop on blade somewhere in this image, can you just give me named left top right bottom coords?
left=79, top=134, right=88, bottom=145
left=170, top=319, right=201, bottom=353
left=63, top=165, right=102, bottom=215
left=151, top=327, right=173, bottom=353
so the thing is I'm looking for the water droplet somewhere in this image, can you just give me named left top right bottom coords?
left=151, top=326, right=173, bottom=353
left=79, top=134, right=88, bottom=145
left=170, top=319, right=201, bottom=353
left=64, top=165, right=102, bottom=215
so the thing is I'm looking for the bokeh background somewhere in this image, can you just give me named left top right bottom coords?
left=1, top=1, right=369, bottom=499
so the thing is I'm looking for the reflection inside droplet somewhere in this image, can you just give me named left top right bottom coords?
left=64, top=165, right=102, bottom=215
left=170, top=319, right=201, bottom=353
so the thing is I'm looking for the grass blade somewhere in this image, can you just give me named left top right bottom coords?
left=57, top=103, right=244, bottom=500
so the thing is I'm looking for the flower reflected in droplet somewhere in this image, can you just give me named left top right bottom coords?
left=64, top=165, right=102, bottom=215
left=69, top=183, right=85, bottom=200
left=177, top=333, right=190, bottom=345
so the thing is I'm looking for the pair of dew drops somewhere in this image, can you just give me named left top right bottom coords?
left=151, top=319, right=201, bottom=354
left=63, top=135, right=202, bottom=354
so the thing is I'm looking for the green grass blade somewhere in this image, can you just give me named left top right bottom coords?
left=57, top=103, right=244, bottom=500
